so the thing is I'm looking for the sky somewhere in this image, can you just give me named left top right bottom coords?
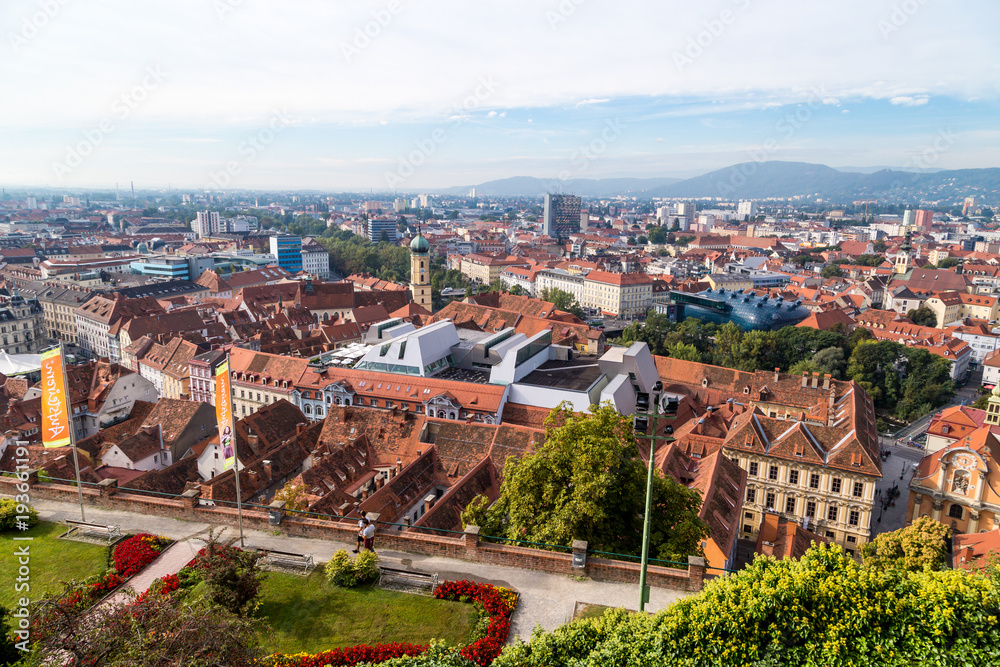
left=1, top=0, right=998, bottom=192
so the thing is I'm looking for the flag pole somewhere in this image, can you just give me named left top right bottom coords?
left=60, top=342, right=86, bottom=522
left=217, top=353, right=244, bottom=548
left=230, top=366, right=245, bottom=549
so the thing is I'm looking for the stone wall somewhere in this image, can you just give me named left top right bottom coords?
left=1, top=474, right=703, bottom=592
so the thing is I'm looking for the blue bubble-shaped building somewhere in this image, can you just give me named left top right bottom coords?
left=668, top=288, right=810, bottom=331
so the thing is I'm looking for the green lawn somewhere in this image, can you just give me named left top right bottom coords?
left=0, top=521, right=108, bottom=607
left=257, top=571, right=478, bottom=654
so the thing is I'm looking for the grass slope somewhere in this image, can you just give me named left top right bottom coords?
left=0, top=521, right=108, bottom=607
left=258, top=571, right=477, bottom=655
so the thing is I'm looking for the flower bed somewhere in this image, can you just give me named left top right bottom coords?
left=113, top=533, right=169, bottom=578
left=270, top=580, right=518, bottom=667
left=135, top=574, right=180, bottom=604
left=434, top=581, right=517, bottom=666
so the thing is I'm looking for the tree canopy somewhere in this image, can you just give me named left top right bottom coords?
left=462, top=403, right=708, bottom=562
left=861, top=516, right=951, bottom=572
left=494, top=543, right=1000, bottom=667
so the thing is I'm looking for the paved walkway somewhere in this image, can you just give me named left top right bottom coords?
left=100, top=539, right=204, bottom=608
left=31, top=498, right=692, bottom=638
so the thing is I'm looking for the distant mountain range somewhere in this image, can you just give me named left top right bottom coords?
left=442, top=162, right=1000, bottom=203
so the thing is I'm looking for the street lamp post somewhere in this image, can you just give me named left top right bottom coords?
left=633, top=381, right=677, bottom=613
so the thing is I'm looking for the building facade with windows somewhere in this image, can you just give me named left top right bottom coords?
left=269, top=234, right=303, bottom=273
left=0, top=289, right=44, bottom=354
left=907, top=411, right=1000, bottom=536
left=655, top=358, right=882, bottom=556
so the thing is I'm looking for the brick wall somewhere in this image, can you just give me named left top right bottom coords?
left=1, top=475, right=703, bottom=592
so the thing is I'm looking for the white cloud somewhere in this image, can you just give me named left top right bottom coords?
left=890, top=96, right=930, bottom=107
left=0, top=0, right=995, bottom=129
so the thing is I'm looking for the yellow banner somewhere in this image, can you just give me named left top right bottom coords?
left=215, top=358, right=236, bottom=470
left=41, top=347, right=71, bottom=448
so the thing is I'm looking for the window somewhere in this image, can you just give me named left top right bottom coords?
left=847, top=535, right=857, bottom=543
left=831, top=478, right=842, bottom=494
left=746, top=488, right=756, bottom=504
left=768, top=465, right=778, bottom=481
left=748, top=462, right=759, bottom=477
left=743, top=524, right=752, bottom=533
left=744, top=512, right=753, bottom=519
left=765, top=492, right=775, bottom=509
left=825, top=531, right=835, bottom=539
left=809, top=473, right=820, bottom=489
left=789, top=470, right=799, bottom=485
left=806, top=501, right=816, bottom=518
left=827, top=506, right=838, bottom=522
left=849, top=510, right=860, bottom=526
left=948, top=504, right=964, bottom=519
left=785, top=497, right=795, bottom=513
left=853, top=482, right=864, bottom=498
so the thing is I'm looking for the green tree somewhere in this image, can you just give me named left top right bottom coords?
left=712, top=321, right=744, bottom=369
left=540, top=287, right=584, bottom=318
left=821, top=264, right=844, bottom=278
left=937, top=257, right=961, bottom=269
left=667, top=341, right=702, bottom=362
left=636, top=235, right=648, bottom=244
left=647, top=226, right=668, bottom=244
left=508, top=284, right=526, bottom=296
left=462, top=404, right=708, bottom=562
left=907, top=306, right=939, bottom=327
left=273, top=482, right=309, bottom=512
left=861, top=516, right=951, bottom=572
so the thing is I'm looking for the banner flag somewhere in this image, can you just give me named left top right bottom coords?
left=215, top=357, right=237, bottom=470
left=41, top=347, right=71, bottom=448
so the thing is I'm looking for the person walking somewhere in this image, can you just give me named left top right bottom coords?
left=362, top=518, right=376, bottom=553
left=353, top=517, right=366, bottom=553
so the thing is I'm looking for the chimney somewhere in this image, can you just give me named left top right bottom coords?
left=801, top=373, right=809, bottom=388
left=811, top=373, right=819, bottom=390
left=823, top=374, right=831, bottom=390
left=262, top=459, right=272, bottom=479
left=375, top=475, right=385, bottom=490
left=423, top=494, right=436, bottom=514
left=403, top=516, right=411, bottom=527
left=247, top=434, right=259, bottom=448
left=361, top=488, right=370, bottom=500
left=296, top=422, right=306, bottom=434
left=774, top=367, right=780, bottom=383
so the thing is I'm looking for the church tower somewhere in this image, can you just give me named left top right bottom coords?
left=894, top=230, right=912, bottom=275
left=986, top=385, right=1000, bottom=427
left=409, top=229, right=432, bottom=311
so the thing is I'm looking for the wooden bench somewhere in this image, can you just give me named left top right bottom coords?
left=258, top=548, right=315, bottom=574
left=65, top=519, right=121, bottom=544
left=378, top=566, right=438, bottom=593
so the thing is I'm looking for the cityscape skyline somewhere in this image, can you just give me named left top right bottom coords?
left=1, top=0, right=998, bottom=190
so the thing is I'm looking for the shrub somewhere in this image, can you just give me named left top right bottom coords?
left=354, top=550, right=380, bottom=585
left=325, top=549, right=380, bottom=587
left=493, top=543, right=1000, bottom=667
left=326, top=550, right=356, bottom=587
left=193, top=543, right=266, bottom=617
left=0, top=498, right=38, bottom=532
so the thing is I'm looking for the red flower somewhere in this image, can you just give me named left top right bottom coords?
left=113, top=534, right=165, bottom=578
